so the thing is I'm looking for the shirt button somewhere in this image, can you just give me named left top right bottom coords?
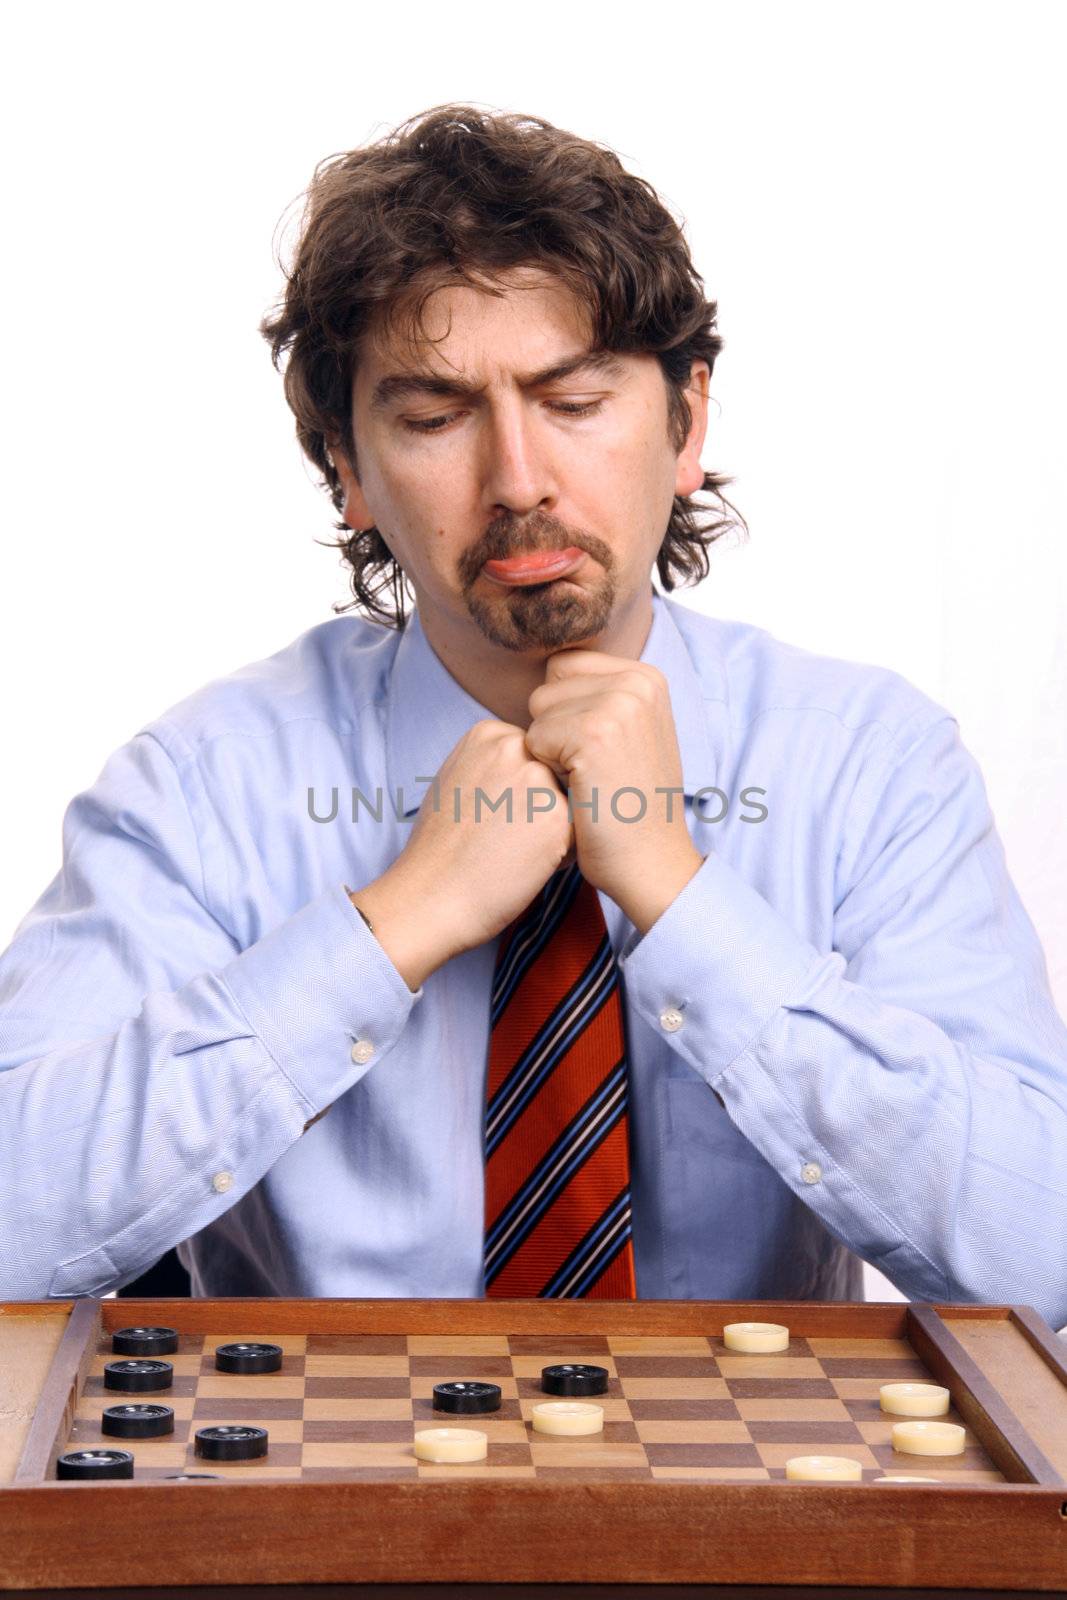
left=351, top=1038, right=375, bottom=1064
left=211, top=1171, right=233, bottom=1193
left=659, top=1007, right=684, bottom=1032
left=801, top=1161, right=822, bottom=1185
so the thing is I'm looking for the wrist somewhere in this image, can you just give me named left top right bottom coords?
left=347, top=868, right=455, bottom=993
left=611, top=842, right=706, bottom=935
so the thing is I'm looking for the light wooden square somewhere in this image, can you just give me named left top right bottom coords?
left=301, top=1399, right=413, bottom=1422
left=303, top=1356, right=410, bottom=1377
left=194, top=1377, right=306, bottom=1401
left=734, top=1399, right=852, bottom=1422
left=716, top=1356, right=825, bottom=1378
left=301, top=1442, right=416, bottom=1469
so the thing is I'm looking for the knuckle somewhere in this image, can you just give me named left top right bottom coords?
left=624, top=665, right=663, bottom=698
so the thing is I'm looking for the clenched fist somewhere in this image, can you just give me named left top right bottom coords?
left=524, top=649, right=705, bottom=928
left=350, top=718, right=574, bottom=988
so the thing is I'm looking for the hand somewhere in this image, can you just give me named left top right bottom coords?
left=353, top=719, right=574, bottom=982
left=524, top=651, right=705, bottom=931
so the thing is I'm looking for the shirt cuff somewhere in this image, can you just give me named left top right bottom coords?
left=618, top=849, right=827, bottom=1079
left=218, top=880, right=422, bottom=1112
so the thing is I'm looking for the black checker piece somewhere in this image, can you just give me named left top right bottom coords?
left=112, top=1325, right=179, bottom=1356
left=195, top=1424, right=269, bottom=1460
left=214, top=1342, right=283, bottom=1374
left=433, top=1381, right=502, bottom=1414
left=57, top=1449, right=134, bottom=1479
left=102, top=1403, right=175, bottom=1438
left=541, top=1363, right=609, bottom=1395
left=104, top=1359, right=173, bottom=1392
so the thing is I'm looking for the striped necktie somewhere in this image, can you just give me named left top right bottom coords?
left=483, top=861, right=637, bottom=1298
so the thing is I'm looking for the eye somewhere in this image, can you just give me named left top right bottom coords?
left=549, top=401, right=603, bottom=419
left=402, top=399, right=605, bottom=434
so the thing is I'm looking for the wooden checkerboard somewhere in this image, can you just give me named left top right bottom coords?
left=3, top=1296, right=1066, bottom=1592
left=69, top=1328, right=1007, bottom=1482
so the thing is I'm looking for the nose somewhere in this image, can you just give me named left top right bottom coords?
left=480, top=395, right=559, bottom=522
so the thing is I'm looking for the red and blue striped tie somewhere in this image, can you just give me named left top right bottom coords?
left=483, top=862, right=637, bottom=1298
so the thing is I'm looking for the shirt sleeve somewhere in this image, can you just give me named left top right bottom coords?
left=619, top=711, right=1067, bottom=1331
left=0, top=726, right=421, bottom=1300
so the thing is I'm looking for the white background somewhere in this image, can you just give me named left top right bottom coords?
left=2, top=0, right=1065, bottom=1307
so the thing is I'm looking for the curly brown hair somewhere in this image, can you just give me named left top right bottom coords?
left=258, top=102, right=748, bottom=630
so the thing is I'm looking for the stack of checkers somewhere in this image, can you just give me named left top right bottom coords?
left=59, top=1325, right=1001, bottom=1482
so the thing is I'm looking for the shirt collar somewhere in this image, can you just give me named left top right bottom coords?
left=385, top=589, right=720, bottom=818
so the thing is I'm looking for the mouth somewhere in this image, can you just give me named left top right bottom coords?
left=481, top=547, right=586, bottom=587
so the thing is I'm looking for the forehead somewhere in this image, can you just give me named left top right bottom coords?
left=357, top=267, right=593, bottom=379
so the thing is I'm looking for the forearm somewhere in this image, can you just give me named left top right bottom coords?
left=619, top=850, right=1067, bottom=1327
left=714, top=956, right=1067, bottom=1320
left=0, top=884, right=419, bottom=1298
left=0, top=982, right=302, bottom=1298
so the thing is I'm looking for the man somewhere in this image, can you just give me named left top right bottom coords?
left=2, top=105, right=1066, bottom=1326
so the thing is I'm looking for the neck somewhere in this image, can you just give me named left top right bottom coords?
left=417, top=587, right=656, bottom=730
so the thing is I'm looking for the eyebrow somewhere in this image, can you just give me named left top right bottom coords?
left=368, top=347, right=629, bottom=414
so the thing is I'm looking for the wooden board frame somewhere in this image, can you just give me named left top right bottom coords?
left=0, top=1298, right=1065, bottom=1593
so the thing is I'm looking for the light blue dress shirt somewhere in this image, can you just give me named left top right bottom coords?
left=2, top=591, right=1066, bottom=1326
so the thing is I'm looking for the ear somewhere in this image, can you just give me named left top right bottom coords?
left=673, top=359, right=710, bottom=499
left=325, top=435, right=375, bottom=533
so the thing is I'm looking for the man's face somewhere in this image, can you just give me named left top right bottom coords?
left=335, top=266, right=708, bottom=655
